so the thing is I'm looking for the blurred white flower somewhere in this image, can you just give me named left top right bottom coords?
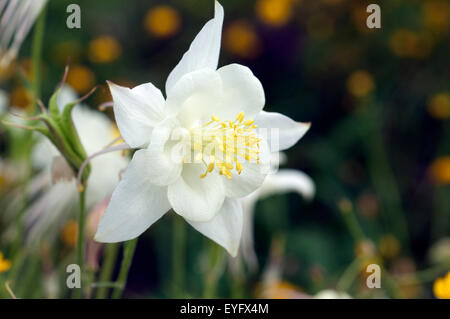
left=0, top=0, right=48, bottom=67
left=314, top=289, right=352, bottom=299
left=95, top=1, right=310, bottom=257
left=24, top=85, right=129, bottom=244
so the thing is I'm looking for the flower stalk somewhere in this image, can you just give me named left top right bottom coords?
left=112, top=238, right=138, bottom=299
left=96, top=243, right=120, bottom=299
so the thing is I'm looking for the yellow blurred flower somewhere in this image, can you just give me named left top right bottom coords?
left=0, top=252, right=11, bottom=273
left=10, top=86, right=32, bottom=109
left=433, top=271, right=450, bottom=299
left=60, top=220, right=79, bottom=248
left=66, top=65, right=96, bottom=94
left=88, top=36, right=122, bottom=64
left=379, top=234, right=401, bottom=259
left=429, top=157, right=450, bottom=184
left=423, top=0, right=450, bottom=34
left=256, top=0, right=295, bottom=27
left=144, top=5, right=181, bottom=38
left=223, top=20, right=261, bottom=59
left=346, top=70, right=375, bottom=98
left=389, top=29, right=434, bottom=59
left=427, top=93, right=450, bottom=119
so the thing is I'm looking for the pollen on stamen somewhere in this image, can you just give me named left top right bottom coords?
left=192, top=112, right=261, bottom=180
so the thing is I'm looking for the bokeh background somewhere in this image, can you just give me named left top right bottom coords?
left=1, top=0, right=450, bottom=299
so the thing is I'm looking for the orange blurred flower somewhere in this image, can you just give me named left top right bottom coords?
left=224, top=20, right=261, bottom=59
left=429, top=157, right=450, bottom=184
left=88, top=36, right=122, bottom=64
left=66, top=65, right=96, bottom=94
left=10, top=86, right=32, bottom=109
left=0, top=252, right=11, bottom=273
left=60, top=220, right=79, bottom=248
left=346, top=70, right=375, bottom=98
left=433, top=271, right=450, bottom=299
left=144, top=5, right=181, bottom=38
left=427, top=93, right=450, bottom=119
left=256, top=0, right=295, bottom=27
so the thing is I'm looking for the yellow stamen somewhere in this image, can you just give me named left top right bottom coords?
left=190, top=112, right=260, bottom=179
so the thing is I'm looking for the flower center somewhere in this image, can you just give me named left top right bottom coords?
left=190, top=112, right=261, bottom=179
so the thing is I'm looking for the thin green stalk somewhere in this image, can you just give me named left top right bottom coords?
left=336, top=256, right=365, bottom=292
left=96, top=243, right=120, bottom=299
left=203, top=241, right=226, bottom=299
left=338, top=199, right=365, bottom=242
left=74, top=187, right=86, bottom=299
left=172, top=214, right=186, bottom=297
left=112, top=238, right=138, bottom=299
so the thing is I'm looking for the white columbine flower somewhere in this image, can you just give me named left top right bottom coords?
left=95, top=1, right=310, bottom=256
left=0, top=0, right=48, bottom=67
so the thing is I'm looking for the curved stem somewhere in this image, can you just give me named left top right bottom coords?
left=112, top=238, right=138, bottom=299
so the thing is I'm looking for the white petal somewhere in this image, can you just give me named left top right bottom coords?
left=165, top=1, right=224, bottom=96
left=216, top=64, right=265, bottom=120
left=255, top=111, right=310, bottom=152
left=223, top=137, right=271, bottom=197
left=257, top=169, right=315, bottom=200
left=108, top=81, right=165, bottom=148
left=187, top=198, right=243, bottom=257
left=165, top=68, right=223, bottom=127
left=223, top=162, right=266, bottom=198
left=144, top=121, right=183, bottom=186
left=168, top=164, right=225, bottom=222
left=95, top=150, right=170, bottom=242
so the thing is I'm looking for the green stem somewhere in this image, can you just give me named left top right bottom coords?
left=96, top=243, right=120, bottom=299
left=74, top=187, right=86, bottom=299
left=112, top=238, right=138, bottom=299
left=172, top=214, right=186, bottom=298
left=338, top=199, right=365, bottom=242
left=336, top=256, right=364, bottom=292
